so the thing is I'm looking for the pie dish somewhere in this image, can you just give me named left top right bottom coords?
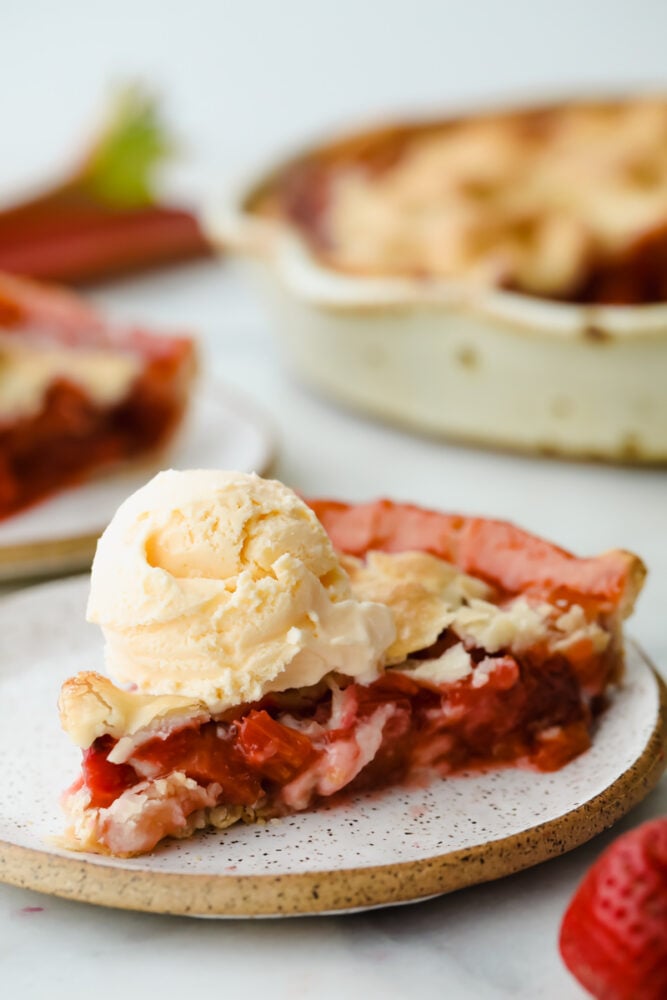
left=0, top=271, right=196, bottom=521
left=210, top=96, right=667, bottom=461
left=57, top=471, right=645, bottom=857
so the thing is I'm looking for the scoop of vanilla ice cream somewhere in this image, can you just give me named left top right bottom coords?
left=87, top=469, right=395, bottom=708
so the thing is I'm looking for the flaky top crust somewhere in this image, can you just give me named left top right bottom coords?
left=254, top=98, right=667, bottom=303
left=58, top=671, right=209, bottom=750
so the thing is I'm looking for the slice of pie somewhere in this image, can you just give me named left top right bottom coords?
left=58, top=471, right=645, bottom=856
left=0, top=272, right=196, bottom=520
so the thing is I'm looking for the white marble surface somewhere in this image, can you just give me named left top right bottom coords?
left=2, top=3, right=667, bottom=997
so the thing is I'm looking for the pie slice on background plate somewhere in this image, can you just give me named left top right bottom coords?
left=0, top=271, right=196, bottom=521
left=57, top=470, right=645, bottom=857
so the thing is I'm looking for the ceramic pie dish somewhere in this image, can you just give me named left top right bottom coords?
left=209, top=97, right=667, bottom=462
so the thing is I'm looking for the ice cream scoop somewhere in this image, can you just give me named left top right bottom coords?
left=87, top=469, right=395, bottom=709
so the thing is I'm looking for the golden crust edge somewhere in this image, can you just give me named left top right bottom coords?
left=58, top=671, right=208, bottom=749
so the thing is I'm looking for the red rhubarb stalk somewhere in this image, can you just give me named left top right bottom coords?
left=0, top=87, right=211, bottom=283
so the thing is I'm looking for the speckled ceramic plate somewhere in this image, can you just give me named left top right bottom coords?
left=0, top=381, right=275, bottom=583
left=0, top=577, right=665, bottom=918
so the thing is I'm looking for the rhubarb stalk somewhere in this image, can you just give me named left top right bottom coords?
left=0, top=87, right=212, bottom=284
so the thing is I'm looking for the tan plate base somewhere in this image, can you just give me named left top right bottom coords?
left=0, top=534, right=100, bottom=582
left=1, top=671, right=665, bottom=918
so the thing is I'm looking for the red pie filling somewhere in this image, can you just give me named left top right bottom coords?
left=81, top=641, right=600, bottom=814
left=0, top=341, right=192, bottom=520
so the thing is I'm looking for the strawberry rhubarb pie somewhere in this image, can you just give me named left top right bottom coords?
left=254, top=97, right=667, bottom=304
left=59, top=470, right=645, bottom=855
left=0, top=272, right=195, bottom=520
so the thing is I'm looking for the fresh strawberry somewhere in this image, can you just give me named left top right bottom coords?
left=559, top=817, right=667, bottom=999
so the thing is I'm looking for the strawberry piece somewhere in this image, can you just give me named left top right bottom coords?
left=82, top=736, right=137, bottom=809
left=559, top=818, right=667, bottom=1000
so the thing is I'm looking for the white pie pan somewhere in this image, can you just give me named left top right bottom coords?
left=207, top=154, right=667, bottom=464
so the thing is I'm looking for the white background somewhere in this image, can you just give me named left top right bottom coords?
left=2, top=3, right=667, bottom=998
left=4, top=0, right=667, bottom=193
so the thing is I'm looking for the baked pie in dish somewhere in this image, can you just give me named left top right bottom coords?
left=58, top=470, right=645, bottom=856
left=252, top=99, right=667, bottom=303
left=214, top=97, right=667, bottom=461
left=0, top=272, right=196, bottom=520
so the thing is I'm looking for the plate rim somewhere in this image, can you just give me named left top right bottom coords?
left=0, top=643, right=665, bottom=918
left=0, top=380, right=277, bottom=582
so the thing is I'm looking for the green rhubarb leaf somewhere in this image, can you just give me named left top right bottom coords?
left=78, top=85, right=176, bottom=208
